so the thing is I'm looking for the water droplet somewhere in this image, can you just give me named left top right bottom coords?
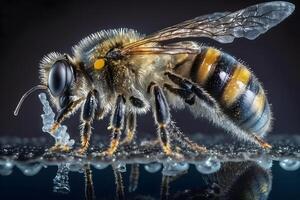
left=27, top=152, right=34, bottom=158
left=162, top=162, right=189, bottom=176
left=115, top=162, right=126, bottom=173
left=68, top=139, right=75, bottom=147
left=39, top=93, right=74, bottom=148
left=53, top=164, right=70, bottom=194
left=144, top=163, right=162, bottom=173
left=0, top=160, right=14, bottom=176
left=17, top=163, right=42, bottom=176
left=256, top=155, right=273, bottom=169
left=195, top=157, right=221, bottom=174
left=69, top=163, right=84, bottom=173
left=92, top=162, right=109, bottom=170
left=279, top=159, right=300, bottom=171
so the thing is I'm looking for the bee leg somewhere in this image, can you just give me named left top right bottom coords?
left=113, top=165, right=126, bottom=200
left=84, top=164, right=96, bottom=200
left=251, top=133, right=272, bottom=149
left=47, top=98, right=84, bottom=153
left=50, top=98, right=84, bottom=133
left=165, top=71, right=217, bottom=108
left=48, top=143, right=71, bottom=153
left=128, top=164, right=139, bottom=192
left=121, top=112, right=137, bottom=145
left=77, top=91, right=96, bottom=155
left=129, top=96, right=145, bottom=108
left=150, top=84, right=181, bottom=157
left=160, top=175, right=170, bottom=200
left=164, top=83, right=196, bottom=105
left=160, top=170, right=187, bottom=200
left=163, top=84, right=207, bottom=153
left=93, top=89, right=106, bottom=120
left=102, top=95, right=126, bottom=156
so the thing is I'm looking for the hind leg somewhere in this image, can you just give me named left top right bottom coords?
left=149, top=83, right=194, bottom=158
left=249, top=133, right=272, bottom=149
left=165, top=71, right=218, bottom=108
left=165, top=71, right=271, bottom=150
left=150, top=84, right=173, bottom=155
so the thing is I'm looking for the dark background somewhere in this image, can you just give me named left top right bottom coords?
left=1, top=0, right=300, bottom=139
left=1, top=1, right=300, bottom=200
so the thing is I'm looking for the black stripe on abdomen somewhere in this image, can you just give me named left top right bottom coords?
left=203, top=52, right=237, bottom=100
left=225, top=76, right=271, bottom=135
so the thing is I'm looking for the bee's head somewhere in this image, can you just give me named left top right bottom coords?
left=14, top=53, right=77, bottom=116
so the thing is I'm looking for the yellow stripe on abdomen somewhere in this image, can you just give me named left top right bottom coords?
left=197, top=47, right=220, bottom=85
left=222, top=64, right=251, bottom=106
left=252, top=88, right=266, bottom=117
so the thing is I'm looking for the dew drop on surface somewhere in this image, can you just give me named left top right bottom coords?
left=162, top=162, right=189, bottom=176
left=92, top=163, right=109, bottom=170
left=195, top=157, right=221, bottom=174
left=0, top=160, right=14, bottom=176
left=115, top=162, right=127, bottom=173
left=279, top=159, right=300, bottom=171
left=256, top=155, right=273, bottom=169
left=69, top=163, right=84, bottom=173
left=17, top=163, right=42, bottom=176
left=53, top=164, right=71, bottom=194
left=144, top=163, right=162, bottom=173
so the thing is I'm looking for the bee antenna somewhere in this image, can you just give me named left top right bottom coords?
left=14, top=85, right=48, bottom=116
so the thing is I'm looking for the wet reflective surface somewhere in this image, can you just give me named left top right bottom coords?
left=0, top=135, right=299, bottom=200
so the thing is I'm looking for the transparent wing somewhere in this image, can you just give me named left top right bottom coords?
left=123, top=45, right=200, bottom=55
left=122, top=1, right=294, bottom=53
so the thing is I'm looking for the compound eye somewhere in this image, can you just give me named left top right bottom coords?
left=48, top=60, right=73, bottom=97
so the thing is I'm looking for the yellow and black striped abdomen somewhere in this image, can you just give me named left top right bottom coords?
left=189, top=47, right=271, bottom=135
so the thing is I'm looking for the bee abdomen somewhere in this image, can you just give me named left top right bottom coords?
left=189, top=47, right=272, bottom=135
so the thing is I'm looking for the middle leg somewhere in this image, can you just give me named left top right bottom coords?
left=77, top=91, right=96, bottom=154
left=102, top=95, right=126, bottom=156
left=121, top=111, right=137, bottom=145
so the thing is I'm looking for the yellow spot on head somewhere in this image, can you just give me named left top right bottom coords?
left=94, top=58, right=105, bottom=70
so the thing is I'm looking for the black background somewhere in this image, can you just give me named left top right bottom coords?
left=1, top=0, right=300, bottom=139
left=1, top=1, right=300, bottom=200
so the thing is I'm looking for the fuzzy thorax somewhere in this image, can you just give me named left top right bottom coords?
left=72, top=28, right=144, bottom=68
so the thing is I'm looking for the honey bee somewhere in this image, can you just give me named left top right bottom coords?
left=14, top=1, right=294, bottom=156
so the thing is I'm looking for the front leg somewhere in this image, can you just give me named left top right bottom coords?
left=103, top=95, right=126, bottom=156
left=77, top=91, right=96, bottom=155
left=50, top=97, right=84, bottom=133
left=48, top=98, right=84, bottom=153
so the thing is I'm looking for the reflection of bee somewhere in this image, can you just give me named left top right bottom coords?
left=14, top=2, right=294, bottom=155
left=172, top=162, right=272, bottom=200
